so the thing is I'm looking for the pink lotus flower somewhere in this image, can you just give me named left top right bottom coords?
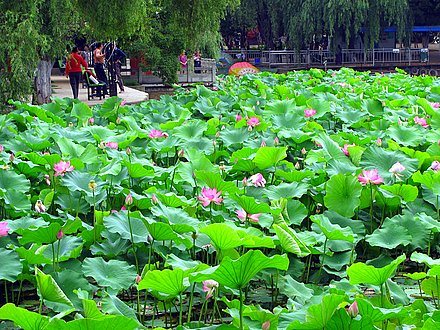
left=120, top=100, right=127, bottom=106
left=34, top=200, right=46, bottom=213
left=135, top=274, right=142, bottom=284
left=431, top=102, right=440, bottom=109
left=341, top=144, right=355, bottom=156
left=247, top=117, right=261, bottom=129
left=56, top=230, right=64, bottom=240
left=0, top=221, right=10, bottom=236
left=261, top=140, right=266, bottom=147
left=274, top=137, right=280, bottom=146
left=347, top=301, right=358, bottom=318
left=88, top=117, right=94, bottom=125
left=152, top=194, right=159, bottom=204
left=197, top=187, right=224, bottom=207
left=236, top=113, right=242, bottom=121
left=105, top=142, right=118, bottom=149
left=376, top=137, right=382, bottom=146
left=431, top=160, right=440, bottom=171
left=249, top=173, right=266, bottom=187
left=414, top=116, right=429, bottom=128
left=202, top=280, right=219, bottom=299
left=358, top=169, right=384, bottom=186
left=262, top=320, right=271, bottom=330
left=54, top=160, right=74, bottom=176
left=148, top=129, right=168, bottom=138
left=304, top=108, right=317, bottom=117
left=125, top=193, right=133, bottom=206
left=0, top=145, right=4, bottom=153
left=236, top=209, right=261, bottom=223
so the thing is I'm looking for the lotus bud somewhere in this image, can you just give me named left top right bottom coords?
left=376, top=137, right=382, bottom=146
left=56, top=230, right=64, bottom=240
left=236, top=113, right=242, bottom=121
left=68, top=122, right=74, bottom=127
left=248, top=125, right=253, bottom=132
left=88, top=180, right=97, bottom=191
left=126, top=147, right=132, bottom=156
left=178, top=149, right=185, bottom=158
left=261, top=140, right=266, bottom=147
left=294, top=162, right=301, bottom=170
left=274, top=137, right=280, bottom=146
left=191, top=232, right=198, bottom=240
left=262, top=320, right=271, bottom=330
left=135, top=274, right=142, bottom=284
left=98, top=142, right=105, bottom=149
left=0, top=145, right=4, bottom=153
left=34, top=200, right=46, bottom=213
left=212, top=140, right=216, bottom=147
left=44, top=174, right=51, bottom=186
left=347, top=301, right=358, bottom=318
left=151, top=194, right=159, bottom=204
left=88, top=117, right=94, bottom=125
left=219, top=161, right=226, bottom=172
left=221, top=125, right=226, bottom=130
left=301, top=148, right=307, bottom=155
left=242, top=177, right=248, bottom=187
left=116, top=117, right=121, bottom=125
left=9, top=153, right=14, bottom=162
left=147, top=234, right=154, bottom=243
left=215, top=131, right=221, bottom=138
left=120, top=100, right=127, bottom=106
left=125, top=193, right=133, bottom=206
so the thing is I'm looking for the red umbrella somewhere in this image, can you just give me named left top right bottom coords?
left=228, top=62, right=260, bottom=76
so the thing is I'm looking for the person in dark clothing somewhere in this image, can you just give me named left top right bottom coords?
left=108, top=43, right=127, bottom=92
left=93, top=42, right=108, bottom=96
left=193, top=50, right=202, bottom=73
left=65, top=46, right=88, bottom=99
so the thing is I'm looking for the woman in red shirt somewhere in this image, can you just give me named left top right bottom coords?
left=65, top=46, right=88, bottom=99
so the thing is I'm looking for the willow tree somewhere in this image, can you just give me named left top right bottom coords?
left=1, top=0, right=235, bottom=106
left=224, top=0, right=411, bottom=50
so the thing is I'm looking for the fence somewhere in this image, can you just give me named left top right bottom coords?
left=224, top=48, right=430, bottom=67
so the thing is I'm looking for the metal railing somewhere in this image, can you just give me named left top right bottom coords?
left=223, top=48, right=430, bottom=67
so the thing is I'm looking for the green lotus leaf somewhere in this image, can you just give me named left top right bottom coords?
left=195, top=170, right=240, bottom=194
left=379, top=184, right=418, bottom=204
left=0, top=248, right=23, bottom=282
left=324, top=173, right=362, bottom=217
left=42, top=236, right=83, bottom=262
left=356, top=298, right=407, bottom=322
left=273, top=223, right=311, bottom=256
left=253, top=146, right=287, bottom=169
left=190, top=250, right=289, bottom=290
left=286, top=294, right=345, bottom=330
left=365, top=225, right=412, bottom=249
left=71, top=102, right=92, bottom=125
left=82, top=257, right=136, bottom=292
left=90, top=237, right=130, bottom=258
left=412, top=170, right=440, bottom=195
left=264, top=182, right=308, bottom=200
left=103, top=212, right=149, bottom=243
left=146, top=221, right=178, bottom=241
left=200, top=223, right=244, bottom=251
left=403, top=272, right=427, bottom=281
left=422, top=277, right=440, bottom=298
left=347, top=255, right=405, bottom=286
left=410, top=251, right=440, bottom=268
left=219, top=127, right=250, bottom=147
left=311, top=214, right=355, bottom=242
left=172, top=120, right=207, bottom=140
left=0, top=303, right=49, bottom=330
left=286, top=199, right=308, bottom=226
left=387, top=125, right=424, bottom=147
left=20, top=222, right=62, bottom=245
left=138, top=268, right=189, bottom=297
left=151, top=204, right=200, bottom=232
left=15, top=245, right=52, bottom=265
left=102, top=294, right=139, bottom=323
left=231, top=194, right=273, bottom=215
left=52, top=270, right=93, bottom=310
left=35, top=268, right=73, bottom=308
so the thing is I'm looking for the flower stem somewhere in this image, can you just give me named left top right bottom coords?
left=127, top=209, right=139, bottom=274
left=179, top=292, right=183, bottom=326
left=239, top=289, right=244, bottom=330
left=187, top=283, right=196, bottom=325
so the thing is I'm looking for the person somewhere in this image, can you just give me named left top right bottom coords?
left=93, top=42, right=108, bottom=96
left=80, top=45, right=92, bottom=66
left=179, top=50, right=188, bottom=73
left=65, top=46, right=88, bottom=99
left=193, top=50, right=201, bottom=73
left=109, top=43, right=127, bottom=92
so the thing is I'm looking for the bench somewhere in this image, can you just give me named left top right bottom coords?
left=83, top=70, right=106, bottom=100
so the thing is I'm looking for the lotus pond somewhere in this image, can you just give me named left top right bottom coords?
left=2, top=68, right=440, bottom=329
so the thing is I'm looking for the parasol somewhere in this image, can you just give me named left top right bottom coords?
left=228, top=62, right=260, bottom=76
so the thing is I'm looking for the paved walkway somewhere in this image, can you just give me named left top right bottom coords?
left=51, top=75, right=149, bottom=106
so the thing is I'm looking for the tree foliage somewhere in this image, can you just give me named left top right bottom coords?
left=222, top=0, right=412, bottom=49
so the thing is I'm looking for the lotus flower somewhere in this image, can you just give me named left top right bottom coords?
left=389, top=162, right=405, bottom=180
left=88, top=117, right=94, bottom=125
left=202, top=280, right=219, bottom=299
left=236, top=113, right=242, bottom=121
left=358, top=169, right=384, bottom=186
left=151, top=194, right=159, bottom=204
left=105, top=142, right=118, bottom=149
left=0, top=221, right=10, bottom=236
left=347, top=301, right=358, bottom=318
left=341, top=144, right=355, bottom=156
left=431, top=160, right=440, bottom=171
left=125, top=193, right=133, bottom=206
left=236, top=209, right=261, bottom=223
left=54, top=160, right=74, bottom=176
left=148, top=129, right=168, bottom=138
left=56, top=230, right=64, bottom=240
left=247, top=116, right=260, bottom=129
left=249, top=173, right=266, bottom=187
left=262, top=320, right=271, bottom=330
left=274, top=137, right=280, bottom=146
left=431, top=102, right=440, bottom=108
left=0, top=145, right=4, bottom=153
left=304, top=108, right=316, bottom=117
left=135, top=274, right=142, bottom=284
left=414, top=116, right=429, bottom=128
left=197, top=187, right=224, bottom=207
left=34, top=200, right=46, bottom=213
left=376, top=137, right=382, bottom=146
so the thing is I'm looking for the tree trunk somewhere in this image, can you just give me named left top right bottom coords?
left=33, top=58, right=53, bottom=104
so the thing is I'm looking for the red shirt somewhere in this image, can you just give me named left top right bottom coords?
left=65, top=52, right=88, bottom=75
